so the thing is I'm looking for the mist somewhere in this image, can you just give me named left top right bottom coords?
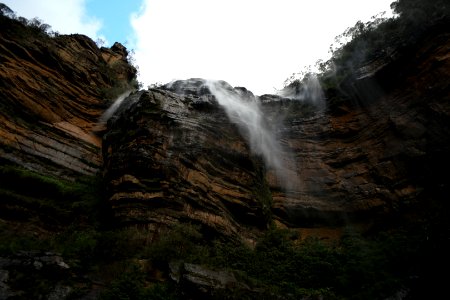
left=277, top=74, right=326, bottom=110
left=98, top=90, right=133, bottom=123
left=205, top=80, right=296, bottom=189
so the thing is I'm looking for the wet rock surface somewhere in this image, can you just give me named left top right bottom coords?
left=103, top=88, right=272, bottom=239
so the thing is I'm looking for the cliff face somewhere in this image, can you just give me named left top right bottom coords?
left=269, top=31, right=450, bottom=227
left=1, top=7, right=449, bottom=299
left=1, top=11, right=448, bottom=238
left=103, top=30, right=449, bottom=239
left=103, top=82, right=271, bottom=241
left=0, top=15, right=136, bottom=179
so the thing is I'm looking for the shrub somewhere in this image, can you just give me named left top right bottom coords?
left=145, top=223, right=209, bottom=265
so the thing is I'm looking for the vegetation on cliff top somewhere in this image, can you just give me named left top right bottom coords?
left=286, top=0, right=450, bottom=91
left=0, top=3, right=141, bottom=100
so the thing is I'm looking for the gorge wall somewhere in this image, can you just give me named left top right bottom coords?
left=1, top=11, right=449, bottom=240
left=1, top=7, right=449, bottom=299
left=269, top=30, right=450, bottom=228
left=0, top=14, right=137, bottom=180
left=102, top=29, right=449, bottom=241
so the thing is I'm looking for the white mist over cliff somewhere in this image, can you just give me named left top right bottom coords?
left=277, top=74, right=326, bottom=110
left=161, top=76, right=325, bottom=189
left=205, top=79, right=319, bottom=192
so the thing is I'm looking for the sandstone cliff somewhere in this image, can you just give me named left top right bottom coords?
left=103, top=82, right=272, bottom=242
left=269, top=29, right=450, bottom=228
left=0, top=14, right=137, bottom=179
left=2, top=4, right=447, bottom=244
left=102, top=29, right=449, bottom=241
left=1, top=4, right=449, bottom=299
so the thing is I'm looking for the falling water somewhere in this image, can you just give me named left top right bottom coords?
left=162, top=77, right=325, bottom=189
left=205, top=80, right=289, bottom=184
left=277, top=74, right=325, bottom=110
left=98, top=90, right=133, bottom=123
left=205, top=75, right=326, bottom=190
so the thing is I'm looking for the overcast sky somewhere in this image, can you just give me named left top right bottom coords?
left=3, top=0, right=394, bottom=95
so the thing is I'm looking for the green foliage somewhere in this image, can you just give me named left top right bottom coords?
left=391, top=0, right=450, bottom=23
left=189, top=226, right=433, bottom=299
left=0, top=4, right=139, bottom=101
left=99, top=84, right=131, bottom=101
left=0, top=3, right=14, bottom=18
left=287, top=0, right=450, bottom=94
left=55, top=229, right=99, bottom=265
left=28, top=17, right=52, bottom=35
left=209, top=239, right=253, bottom=271
left=0, top=4, right=54, bottom=38
left=240, top=230, right=338, bottom=297
left=99, top=265, right=146, bottom=300
left=1, top=184, right=438, bottom=300
left=0, top=164, right=105, bottom=225
left=146, top=223, right=209, bottom=265
left=99, top=264, right=178, bottom=300
left=0, top=222, right=45, bottom=255
left=44, top=223, right=428, bottom=299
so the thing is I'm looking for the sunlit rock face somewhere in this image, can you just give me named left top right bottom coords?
left=0, top=16, right=136, bottom=178
left=103, top=84, right=273, bottom=239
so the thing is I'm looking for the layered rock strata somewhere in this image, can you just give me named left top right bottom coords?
left=267, top=31, right=450, bottom=226
left=103, top=85, right=272, bottom=240
left=0, top=15, right=136, bottom=179
left=1, top=11, right=448, bottom=241
left=103, top=31, right=449, bottom=236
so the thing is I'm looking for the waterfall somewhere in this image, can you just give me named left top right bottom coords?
left=98, top=90, right=133, bottom=123
left=277, top=74, right=325, bottom=110
left=205, top=80, right=288, bottom=183
left=163, top=77, right=325, bottom=189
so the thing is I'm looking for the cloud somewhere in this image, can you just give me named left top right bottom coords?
left=131, top=0, right=394, bottom=95
left=2, top=0, right=104, bottom=41
left=4, top=0, right=394, bottom=95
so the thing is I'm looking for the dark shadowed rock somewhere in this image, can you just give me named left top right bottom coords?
left=103, top=31, right=450, bottom=233
left=0, top=251, right=72, bottom=299
left=169, top=262, right=263, bottom=299
left=103, top=88, right=272, bottom=240
left=0, top=6, right=449, bottom=299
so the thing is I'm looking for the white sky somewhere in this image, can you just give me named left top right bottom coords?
left=3, top=0, right=394, bottom=95
left=2, top=0, right=105, bottom=42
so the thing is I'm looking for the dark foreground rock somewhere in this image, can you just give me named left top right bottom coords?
left=0, top=251, right=71, bottom=299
